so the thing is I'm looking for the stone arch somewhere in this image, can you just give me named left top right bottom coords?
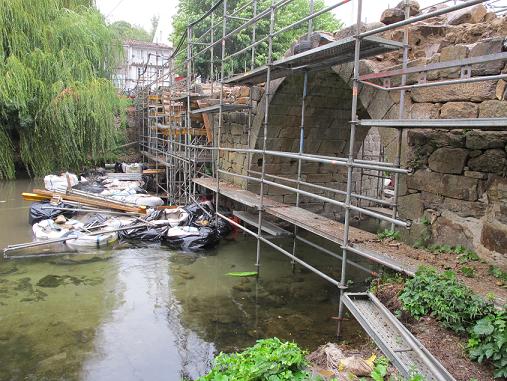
left=244, top=59, right=401, bottom=219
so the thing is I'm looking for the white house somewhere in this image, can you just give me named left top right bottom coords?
left=114, top=40, right=173, bottom=94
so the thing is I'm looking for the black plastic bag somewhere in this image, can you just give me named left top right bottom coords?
left=29, top=202, right=76, bottom=225
left=163, top=226, right=219, bottom=251
left=118, top=225, right=169, bottom=241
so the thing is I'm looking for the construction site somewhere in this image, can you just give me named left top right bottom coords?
left=0, top=0, right=506, bottom=380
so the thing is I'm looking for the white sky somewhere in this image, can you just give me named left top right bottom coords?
left=96, top=0, right=506, bottom=45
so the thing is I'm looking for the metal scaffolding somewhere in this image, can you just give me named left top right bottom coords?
left=135, top=1, right=506, bottom=377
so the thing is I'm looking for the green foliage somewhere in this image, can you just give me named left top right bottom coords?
left=377, top=229, right=400, bottom=241
left=468, top=310, right=507, bottom=378
left=399, top=267, right=494, bottom=333
left=109, top=20, right=152, bottom=42
left=371, top=356, right=389, bottom=381
left=489, top=266, right=507, bottom=283
left=0, top=0, right=125, bottom=178
left=171, top=0, right=342, bottom=77
left=460, top=266, right=476, bottom=278
left=425, top=244, right=479, bottom=263
left=196, top=338, right=310, bottom=381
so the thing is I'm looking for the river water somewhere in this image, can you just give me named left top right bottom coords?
left=0, top=179, right=375, bottom=380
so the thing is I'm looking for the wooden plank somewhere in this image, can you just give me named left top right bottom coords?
left=233, top=211, right=291, bottom=237
left=32, top=188, right=146, bottom=214
left=192, top=177, right=284, bottom=208
left=197, top=100, right=213, bottom=143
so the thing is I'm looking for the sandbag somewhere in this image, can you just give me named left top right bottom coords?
left=44, top=173, right=78, bottom=192
left=29, top=202, right=76, bottom=225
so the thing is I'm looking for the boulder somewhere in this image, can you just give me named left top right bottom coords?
left=395, top=0, right=420, bottom=16
left=432, top=214, right=474, bottom=248
left=447, top=4, right=487, bottom=25
left=440, top=102, right=478, bottom=119
left=407, top=170, right=479, bottom=201
left=381, top=8, right=405, bottom=25
left=468, top=149, right=507, bottom=174
left=466, top=131, right=507, bottom=150
left=428, top=147, right=468, bottom=174
left=481, top=221, right=507, bottom=254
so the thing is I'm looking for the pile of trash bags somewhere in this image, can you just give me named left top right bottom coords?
left=29, top=200, right=232, bottom=252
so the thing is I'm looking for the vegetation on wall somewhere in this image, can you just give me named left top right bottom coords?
left=0, top=0, right=125, bottom=179
left=171, top=0, right=342, bottom=77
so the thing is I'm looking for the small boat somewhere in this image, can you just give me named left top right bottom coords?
left=164, top=226, right=219, bottom=251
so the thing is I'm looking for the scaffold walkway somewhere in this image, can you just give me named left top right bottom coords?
left=343, top=293, right=455, bottom=381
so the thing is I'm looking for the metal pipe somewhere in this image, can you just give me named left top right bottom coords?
left=338, top=0, right=362, bottom=338
left=361, top=74, right=507, bottom=92
left=295, top=235, right=376, bottom=276
left=391, top=0, right=410, bottom=230
left=217, top=169, right=409, bottom=227
left=248, top=169, right=394, bottom=207
left=216, top=212, right=345, bottom=288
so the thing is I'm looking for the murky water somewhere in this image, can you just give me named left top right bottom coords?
left=0, top=179, right=374, bottom=380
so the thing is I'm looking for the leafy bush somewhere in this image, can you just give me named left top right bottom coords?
left=377, top=229, right=400, bottom=241
left=197, top=338, right=311, bottom=381
left=399, top=267, right=494, bottom=333
left=468, top=310, right=507, bottom=378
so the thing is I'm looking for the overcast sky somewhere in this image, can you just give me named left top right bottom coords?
left=96, top=0, right=506, bottom=45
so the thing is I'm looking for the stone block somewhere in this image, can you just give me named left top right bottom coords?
left=464, top=170, right=488, bottom=180
left=420, top=192, right=486, bottom=218
left=407, top=170, right=478, bottom=201
left=411, top=81, right=496, bottom=103
left=468, top=149, right=507, bottom=174
left=466, top=130, right=507, bottom=149
left=439, top=45, right=469, bottom=78
left=239, top=86, right=250, bottom=98
left=432, top=213, right=474, bottom=248
left=469, top=38, right=505, bottom=76
left=481, top=221, right=507, bottom=254
left=428, top=147, right=468, bottom=174
left=407, top=130, right=464, bottom=148
left=398, top=192, right=424, bottom=220
left=410, top=103, right=440, bottom=119
left=478, top=100, right=507, bottom=118
left=497, top=80, right=507, bottom=101
left=440, top=102, right=478, bottom=119
left=446, top=4, right=487, bottom=25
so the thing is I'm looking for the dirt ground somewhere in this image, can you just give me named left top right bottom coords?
left=351, top=232, right=507, bottom=308
left=375, top=282, right=496, bottom=381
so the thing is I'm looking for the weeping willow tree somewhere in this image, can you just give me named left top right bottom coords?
left=0, top=0, right=125, bottom=179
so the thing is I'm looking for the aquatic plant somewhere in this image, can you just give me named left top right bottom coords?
left=196, top=337, right=310, bottom=380
left=226, top=271, right=258, bottom=277
left=0, top=0, right=125, bottom=179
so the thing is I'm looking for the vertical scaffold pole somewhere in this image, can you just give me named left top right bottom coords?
left=337, top=0, right=362, bottom=338
left=256, top=0, right=275, bottom=276
left=215, top=0, right=228, bottom=222
left=391, top=0, right=409, bottom=230
left=246, top=0, right=257, bottom=195
left=185, top=26, right=193, bottom=204
left=291, top=0, right=313, bottom=272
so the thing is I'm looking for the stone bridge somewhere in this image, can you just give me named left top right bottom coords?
left=212, top=3, right=507, bottom=265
